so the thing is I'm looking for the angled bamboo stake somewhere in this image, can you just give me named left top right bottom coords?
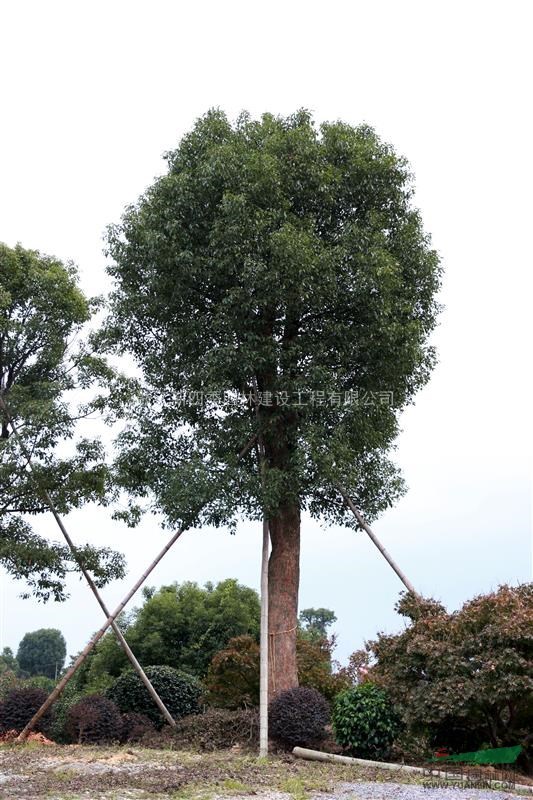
left=337, top=484, right=419, bottom=597
left=0, top=393, right=175, bottom=728
left=17, top=522, right=187, bottom=742
left=12, top=417, right=257, bottom=742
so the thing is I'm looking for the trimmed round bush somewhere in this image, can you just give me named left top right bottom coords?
left=107, top=665, right=201, bottom=727
left=0, top=687, right=51, bottom=734
left=269, top=686, right=330, bottom=748
left=66, top=694, right=122, bottom=744
left=333, top=683, right=401, bottom=759
left=120, top=712, right=155, bottom=743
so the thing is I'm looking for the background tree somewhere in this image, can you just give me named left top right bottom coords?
left=0, top=242, right=125, bottom=600
left=17, top=628, right=67, bottom=679
left=299, top=607, right=337, bottom=640
left=0, top=647, right=19, bottom=675
left=104, top=109, right=441, bottom=695
left=369, top=584, right=533, bottom=752
left=80, top=578, right=260, bottom=688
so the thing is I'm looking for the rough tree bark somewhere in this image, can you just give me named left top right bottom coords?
left=267, top=501, right=300, bottom=698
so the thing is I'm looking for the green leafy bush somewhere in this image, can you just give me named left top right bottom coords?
left=66, top=694, right=122, bottom=744
left=48, top=681, right=83, bottom=743
left=120, top=712, right=155, bottom=743
left=107, top=665, right=201, bottom=727
left=0, top=686, right=51, bottom=734
left=25, top=675, right=56, bottom=693
left=269, top=686, right=330, bottom=748
left=333, top=683, right=401, bottom=759
left=369, top=584, right=533, bottom=753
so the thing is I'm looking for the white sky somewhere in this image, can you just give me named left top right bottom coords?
left=0, top=0, right=531, bottom=665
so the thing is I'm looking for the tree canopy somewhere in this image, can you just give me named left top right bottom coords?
left=0, top=242, right=125, bottom=600
left=0, top=647, right=19, bottom=675
left=17, top=628, right=67, bottom=679
left=105, top=108, right=440, bottom=530
left=103, top=108, right=441, bottom=693
left=80, top=578, right=261, bottom=688
left=299, top=607, right=337, bottom=639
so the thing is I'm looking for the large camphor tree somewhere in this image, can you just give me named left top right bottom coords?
left=104, top=110, right=441, bottom=696
left=0, top=243, right=125, bottom=601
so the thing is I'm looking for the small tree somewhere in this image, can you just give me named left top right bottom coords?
left=17, top=629, right=67, bottom=679
left=81, top=579, right=260, bottom=685
left=0, top=647, right=19, bottom=675
left=0, top=242, right=125, bottom=600
left=205, top=635, right=260, bottom=709
left=299, top=608, right=337, bottom=640
left=369, top=584, right=533, bottom=751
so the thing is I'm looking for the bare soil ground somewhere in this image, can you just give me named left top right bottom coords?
left=0, top=744, right=529, bottom=800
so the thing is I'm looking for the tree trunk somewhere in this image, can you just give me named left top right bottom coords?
left=268, top=501, right=300, bottom=698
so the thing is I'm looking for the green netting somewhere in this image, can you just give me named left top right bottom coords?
left=433, top=745, right=522, bottom=765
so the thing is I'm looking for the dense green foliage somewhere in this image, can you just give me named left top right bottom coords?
left=299, top=608, right=337, bottom=640
left=83, top=579, right=260, bottom=684
left=268, top=686, right=330, bottom=748
left=0, top=647, right=19, bottom=675
left=333, top=683, right=401, bottom=759
left=107, top=665, right=201, bottom=726
left=0, top=242, right=125, bottom=600
left=17, top=628, right=66, bottom=679
left=0, top=686, right=52, bottom=734
left=103, top=107, right=441, bottom=537
left=369, top=584, right=533, bottom=752
left=66, top=694, right=122, bottom=744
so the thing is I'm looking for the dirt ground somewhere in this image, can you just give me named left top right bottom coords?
left=0, top=744, right=529, bottom=800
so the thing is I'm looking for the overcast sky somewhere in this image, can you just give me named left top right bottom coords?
left=0, top=0, right=531, bottom=665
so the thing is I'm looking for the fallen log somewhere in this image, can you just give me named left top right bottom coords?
left=292, top=747, right=533, bottom=794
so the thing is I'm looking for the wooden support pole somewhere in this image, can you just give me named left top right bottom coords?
left=337, top=484, right=419, bottom=597
left=1, top=388, right=258, bottom=741
left=16, top=522, right=185, bottom=742
left=0, top=395, right=176, bottom=734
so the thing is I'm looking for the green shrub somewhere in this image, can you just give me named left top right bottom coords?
left=48, top=681, right=83, bottom=743
left=0, top=686, right=51, bottom=734
left=25, top=675, right=56, bottom=693
left=107, top=665, right=201, bottom=727
left=120, top=712, right=155, bottom=743
left=269, top=686, right=330, bottom=749
left=369, top=585, right=533, bottom=753
left=333, top=683, right=401, bottom=759
left=66, top=694, right=122, bottom=744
